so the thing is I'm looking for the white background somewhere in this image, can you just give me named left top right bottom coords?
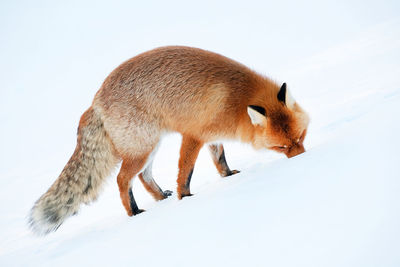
left=1, top=1, right=400, bottom=266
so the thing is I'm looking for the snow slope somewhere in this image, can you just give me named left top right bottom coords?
left=1, top=1, right=400, bottom=266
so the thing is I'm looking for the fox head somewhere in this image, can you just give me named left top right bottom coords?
left=247, top=83, right=309, bottom=158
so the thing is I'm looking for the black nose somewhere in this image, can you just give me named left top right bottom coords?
left=285, top=145, right=305, bottom=158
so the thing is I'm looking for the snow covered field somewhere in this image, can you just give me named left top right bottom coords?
left=1, top=1, right=400, bottom=266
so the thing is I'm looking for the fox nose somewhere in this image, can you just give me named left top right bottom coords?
left=285, top=144, right=305, bottom=158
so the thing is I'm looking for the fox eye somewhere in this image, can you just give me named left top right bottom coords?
left=271, top=145, right=288, bottom=153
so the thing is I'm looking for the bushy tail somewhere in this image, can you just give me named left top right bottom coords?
left=29, top=107, right=118, bottom=235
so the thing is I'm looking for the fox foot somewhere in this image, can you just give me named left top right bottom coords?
left=128, top=188, right=145, bottom=216
left=163, top=190, right=173, bottom=198
left=132, top=208, right=145, bottom=216
left=222, top=169, right=240, bottom=177
left=178, top=192, right=193, bottom=200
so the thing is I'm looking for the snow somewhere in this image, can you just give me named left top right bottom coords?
left=1, top=1, right=400, bottom=266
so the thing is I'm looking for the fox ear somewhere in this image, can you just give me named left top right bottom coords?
left=247, top=105, right=267, bottom=126
left=277, top=83, right=295, bottom=109
left=277, top=83, right=287, bottom=104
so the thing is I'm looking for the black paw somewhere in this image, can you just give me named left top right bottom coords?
left=179, top=193, right=193, bottom=200
left=132, top=208, right=145, bottom=216
left=223, top=169, right=240, bottom=177
left=163, top=190, right=173, bottom=197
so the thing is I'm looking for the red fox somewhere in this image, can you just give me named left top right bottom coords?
left=29, top=46, right=309, bottom=235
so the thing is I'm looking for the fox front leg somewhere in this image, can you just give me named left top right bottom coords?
left=138, top=159, right=173, bottom=201
left=177, top=136, right=203, bottom=199
left=208, top=143, right=240, bottom=177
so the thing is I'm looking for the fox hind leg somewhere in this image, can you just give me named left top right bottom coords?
left=117, top=155, right=149, bottom=216
left=208, top=143, right=240, bottom=177
left=138, top=159, right=173, bottom=201
left=128, top=187, right=144, bottom=216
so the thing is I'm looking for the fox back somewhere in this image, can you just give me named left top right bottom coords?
left=93, top=46, right=308, bottom=155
